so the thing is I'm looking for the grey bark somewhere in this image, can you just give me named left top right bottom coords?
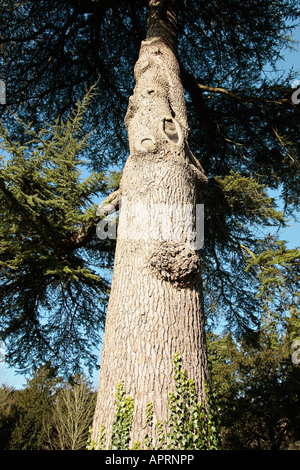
left=92, top=0, right=208, bottom=448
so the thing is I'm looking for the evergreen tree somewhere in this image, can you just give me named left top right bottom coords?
left=6, top=363, right=61, bottom=450
left=207, top=315, right=300, bottom=450
left=0, top=86, right=115, bottom=375
left=0, top=1, right=298, bottom=373
left=0, top=383, right=15, bottom=449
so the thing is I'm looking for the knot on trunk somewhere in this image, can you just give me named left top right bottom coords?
left=161, top=116, right=183, bottom=146
left=148, top=241, right=200, bottom=287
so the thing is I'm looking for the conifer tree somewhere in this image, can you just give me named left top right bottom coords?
left=207, top=313, right=300, bottom=450
left=7, top=363, right=61, bottom=450
left=0, top=86, right=115, bottom=375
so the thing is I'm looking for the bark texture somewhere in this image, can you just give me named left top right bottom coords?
left=92, top=0, right=208, bottom=448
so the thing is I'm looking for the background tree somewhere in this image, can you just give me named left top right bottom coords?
left=47, top=373, right=96, bottom=450
left=0, top=383, right=14, bottom=449
left=0, top=367, right=97, bottom=450
left=0, top=0, right=298, bottom=370
left=5, top=363, right=61, bottom=450
left=0, top=383, right=12, bottom=414
left=207, top=309, right=300, bottom=450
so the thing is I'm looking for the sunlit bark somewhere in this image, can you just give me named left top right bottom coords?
left=92, top=0, right=208, bottom=448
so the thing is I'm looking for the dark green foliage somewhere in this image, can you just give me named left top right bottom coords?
left=246, top=239, right=300, bottom=318
left=144, top=353, right=220, bottom=450
left=202, top=170, right=290, bottom=333
left=207, top=315, right=300, bottom=450
left=87, top=381, right=136, bottom=450
left=4, top=363, right=61, bottom=450
left=0, top=384, right=15, bottom=449
left=1, top=1, right=299, bottom=175
left=1, top=326, right=299, bottom=450
left=0, top=87, right=115, bottom=375
left=0, top=365, right=96, bottom=450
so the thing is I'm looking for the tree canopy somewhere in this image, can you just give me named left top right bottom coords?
left=0, top=0, right=299, bottom=374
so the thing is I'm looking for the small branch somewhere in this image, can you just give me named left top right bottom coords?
left=197, top=83, right=299, bottom=111
left=61, top=189, right=121, bottom=251
left=96, top=188, right=121, bottom=216
left=198, top=83, right=255, bottom=103
left=63, top=216, right=100, bottom=251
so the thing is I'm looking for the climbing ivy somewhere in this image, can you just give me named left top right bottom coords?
left=110, top=381, right=134, bottom=450
left=166, top=352, right=220, bottom=450
left=88, top=353, right=221, bottom=450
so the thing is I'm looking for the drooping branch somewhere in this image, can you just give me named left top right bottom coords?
left=61, top=217, right=101, bottom=251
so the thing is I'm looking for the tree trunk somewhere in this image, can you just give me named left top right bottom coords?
left=92, top=0, right=209, bottom=448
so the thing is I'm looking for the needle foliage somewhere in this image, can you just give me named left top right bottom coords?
left=0, top=86, right=115, bottom=375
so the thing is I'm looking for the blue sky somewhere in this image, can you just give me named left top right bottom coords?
left=1, top=22, right=299, bottom=391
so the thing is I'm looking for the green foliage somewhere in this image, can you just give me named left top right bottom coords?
left=87, top=424, right=106, bottom=451
left=202, top=170, right=292, bottom=334
left=207, top=315, right=300, bottom=450
left=5, top=363, right=61, bottom=450
left=0, top=6, right=298, bottom=448
left=89, top=353, right=221, bottom=450
left=1, top=324, right=299, bottom=451
left=214, top=171, right=285, bottom=227
left=88, top=380, right=135, bottom=451
left=103, top=170, right=123, bottom=193
left=0, top=86, right=115, bottom=375
left=89, top=329, right=300, bottom=451
left=0, top=365, right=97, bottom=450
left=110, top=381, right=134, bottom=450
left=0, top=384, right=15, bottom=449
left=0, top=0, right=298, bottom=377
left=144, top=402, right=154, bottom=449
left=246, top=239, right=300, bottom=318
left=166, top=352, right=220, bottom=450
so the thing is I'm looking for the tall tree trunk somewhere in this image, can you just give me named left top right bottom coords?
left=92, top=0, right=209, bottom=448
